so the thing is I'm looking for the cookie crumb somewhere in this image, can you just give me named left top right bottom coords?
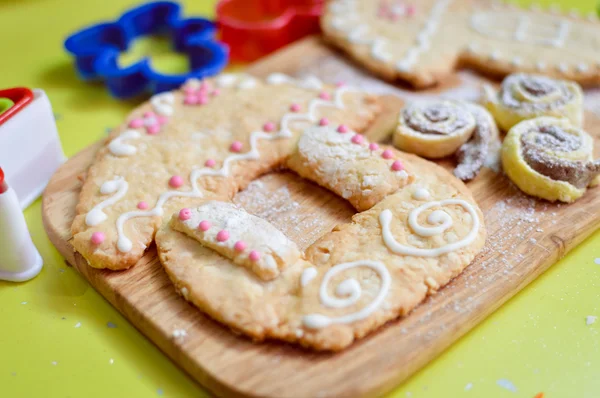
left=586, top=316, right=597, bottom=325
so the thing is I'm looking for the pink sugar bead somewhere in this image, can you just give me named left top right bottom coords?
left=337, top=124, right=349, bottom=133
left=200, top=81, right=210, bottom=91
left=216, top=230, right=230, bottom=242
left=183, top=86, right=196, bottom=95
left=335, top=81, right=346, bottom=87
left=319, top=118, right=329, bottom=126
left=263, top=122, right=275, bottom=132
left=169, top=175, right=184, bottom=188
left=147, top=124, right=160, bottom=135
left=211, top=88, right=221, bottom=96
left=157, top=115, right=168, bottom=124
left=184, top=94, right=198, bottom=105
left=234, top=240, right=247, bottom=252
left=143, top=111, right=155, bottom=118
left=290, top=103, right=301, bottom=112
left=319, top=91, right=331, bottom=100
left=205, top=159, right=216, bottom=168
left=198, top=96, right=209, bottom=105
left=249, top=250, right=260, bottom=262
left=382, top=149, right=394, bottom=159
left=230, top=141, right=243, bottom=152
left=137, top=201, right=149, bottom=210
left=179, top=208, right=192, bottom=221
left=90, top=232, right=105, bottom=245
left=369, top=142, right=380, bottom=151
left=351, top=134, right=364, bottom=145
left=406, top=5, right=416, bottom=16
left=129, top=118, right=144, bottom=128
left=198, top=220, right=211, bottom=231
left=391, top=160, right=404, bottom=171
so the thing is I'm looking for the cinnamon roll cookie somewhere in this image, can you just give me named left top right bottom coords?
left=394, top=100, right=499, bottom=181
left=484, top=73, right=584, bottom=131
left=502, top=117, right=600, bottom=203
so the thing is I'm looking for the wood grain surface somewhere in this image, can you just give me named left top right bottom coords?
left=42, top=37, right=600, bottom=398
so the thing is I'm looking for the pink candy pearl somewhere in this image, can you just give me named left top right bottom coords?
left=216, top=230, right=229, bottom=242
left=319, top=118, right=329, bottom=126
left=369, top=143, right=380, bottom=151
left=198, top=96, right=209, bottom=105
left=184, top=95, right=198, bottom=105
left=337, top=124, right=349, bottom=133
left=169, top=175, right=184, bottom=188
left=230, top=141, right=243, bottom=152
left=391, top=160, right=404, bottom=171
left=143, top=111, right=155, bottom=118
left=319, top=92, right=331, bottom=100
left=137, top=201, right=149, bottom=210
left=406, top=5, right=416, bottom=16
left=198, top=220, right=211, bottom=231
left=129, top=119, right=144, bottom=128
left=234, top=240, right=247, bottom=252
left=263, top=122, right=275, bottom=132
left=335, top=81, right=346, bottom=87
left=351, top=134, right=364, bottom=145
left=249, top=250, right=260, bottom=262
left=179, top=208, right=192, bottom=221
left=157, top=115, right=168, bottom=125
left=183, top=86, right=196, bottom=95
left=382, top=149, right=394, bottom=159
left=290, top=103, right=300, bottom=112
left=205, top=159, right=216, bottom=168
left=90, top=232, right=105, bottom=245
left=211, top=88, right=221, bottom=96
left=147, top=124, right=160, bottom=135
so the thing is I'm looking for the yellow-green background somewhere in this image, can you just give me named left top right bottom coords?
left=1, top=0, right=599, bottom=397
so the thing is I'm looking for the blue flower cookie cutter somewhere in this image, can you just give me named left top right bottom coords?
left=64, top=1, right=229, bottom=99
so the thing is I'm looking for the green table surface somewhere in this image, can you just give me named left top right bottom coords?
left=1, top=0, right=599, bottom=397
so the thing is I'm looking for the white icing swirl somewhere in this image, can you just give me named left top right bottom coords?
left=108, top=130, right=141, bottom=157
left=379, top=199, right=479, bottom=257
left=150, top=92, right=174, bottom=116
left=85, top=177, right=128, bottom=227
left=303, top=260, right=390, bottom=329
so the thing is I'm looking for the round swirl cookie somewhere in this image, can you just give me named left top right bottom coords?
left=502, top=117, right=600, bottom=203
left=156, top=124, right=486, bottom=351
left=484, top=73, right=583, bottom=131
left=394, top=100, right=499, bottom=181
left=71, top=73, right=382, bottom=270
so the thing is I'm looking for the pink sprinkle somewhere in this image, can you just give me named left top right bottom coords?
left=157, top=115, right=168, bottom=125
left=369, top=143, right=380, bottom=151
left=337, top=124, right=349, bottom=133
left=129, top=119, right=144, bottom=128
left=169, top=175, right=184, bottom=188
left=183, top=86, right=196, bottom=95
left=263, top=122, right=275, bottom=132
left=90, top=232, right=105, bottom=245
left=211, top=88, right=221, bottom=96
left=335, top=81, right=346, bottom=87
left=143, top=111, right=155, bottom=118
left=351, top=134, right=364, bottom=145
left=198, top=220, right=211, bottom=231
left=230, top=141, right=243, bottom=152
left=249, top=250, right=260, bottom=262
left=137, top=201, right=149, bottom=210
left=406, top=5, right=416, bottom=16
left=198, top=96, right=209, bottom=105
left=200, top=81, right=210, bottom=91
left=216, top=230, right=229, bottom=242
left=382, top=149, right=394, bottom=159
left=179, top=208, right=192, bottom=221
left=391, top=160, right=404, bottom=171
left=205, top=159, right=216, bottom=168
left=184, top=95, right=198, bottom=105
left=147, top=124, right=160, bottom=135
left=290, top=103, right=301, bottom=112
left=319, top=118, right=329, bottom=126
left=319, top=91, right=331, bottom=100
left=234, top=240, right=247, bottom=252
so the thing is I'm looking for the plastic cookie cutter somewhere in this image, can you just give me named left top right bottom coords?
left=217, top=0, right=324, bottom=62
left=64, top=1, right=229, bottom=99
left=0, top=87, right=65, bottom=209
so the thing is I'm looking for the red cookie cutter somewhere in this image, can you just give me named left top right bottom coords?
left=217, top=0, right=324, bottom=62
left=0, top=88, right=34, bottom=127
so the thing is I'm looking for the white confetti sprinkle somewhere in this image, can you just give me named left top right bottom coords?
left=74, top=322, right=81, bottom=328
left=586, top=316, right=597, bottom=325
left=594, top=258, right=600, bottom=265
left=497, top=378, right=518, bottom=392
left=465, top=382, right=473, bottom=391
left=51, top=361, right=58, bottom=366
left=21, top=301, right=27, bottom=305
left=173, top=329, right=187, bottom=338
left=109, top=358, right=114, bottom=365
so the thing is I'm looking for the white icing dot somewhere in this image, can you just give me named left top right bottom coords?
left=216, top=73, right=237, bottom=87
left=536, top=61, right=546, bottom=71
left=557, top=63, right=569, bottom=73
left=412, top=188, right=431, bottom=200
left=577, top=63, right=589, bottom=73
left=467, top=43, right=478, bottom=53
left=489, top=51, right=500, bottom=61
left=238, top=78, right=257, bottom=90
left=511, top=57, right=522, bottom=67
left=301, top=267, right=318, bottom=287
left=180, top=287, right=189, bottom=299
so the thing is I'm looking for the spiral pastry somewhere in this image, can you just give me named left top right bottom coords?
left=502, top=117, right=600, bottom=203
left=395, top=100, right=499, bottom=181
left=484, top=73, right=584, bottom=131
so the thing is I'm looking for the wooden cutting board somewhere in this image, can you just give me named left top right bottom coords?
left=42, top=37, right=600, bottom=398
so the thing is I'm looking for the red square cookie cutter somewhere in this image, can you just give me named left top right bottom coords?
left=0, top=88, right=34, bottom=127
left=217, top=0, right=324, bottom=62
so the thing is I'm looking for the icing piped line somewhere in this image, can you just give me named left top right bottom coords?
left=303, top=260, right=391, bottom=329
left=151, top=92, right=175, bottom=116
left=266, top=73, right=323, bottom=90
left=108, top=130, right=141, bottom=157
left=109, top=75, right=358, bottom=252
left=379, top=199, right=480, bottom=257
left=85, top=177, right=129, bottom=227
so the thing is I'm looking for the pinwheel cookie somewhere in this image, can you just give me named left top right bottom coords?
left=484, top=73, right=584, bottom=131
left=502, top=117, right=600, bottom=203
left=322, top=0, right=600, bottom=88
left=394, top=100, right=499, bottom=181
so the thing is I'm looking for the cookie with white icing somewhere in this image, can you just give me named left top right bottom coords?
left=71, top=73, right=381, bottom=270
left=394, top=100, right=499, bottom=181
left=322, top=0, right=600, bottom=88
left=156, top=126, right=486, bottom=351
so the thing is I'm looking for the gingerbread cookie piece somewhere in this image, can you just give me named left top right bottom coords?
left=394, top=100, right=499, bottom=181
left=322, top=0, right=600, bottom=88
left=71, top=73, right=381, bottom=270
left=484, top=73, right=584, bottom=131
left=502, top=116, right=600, bottom=202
